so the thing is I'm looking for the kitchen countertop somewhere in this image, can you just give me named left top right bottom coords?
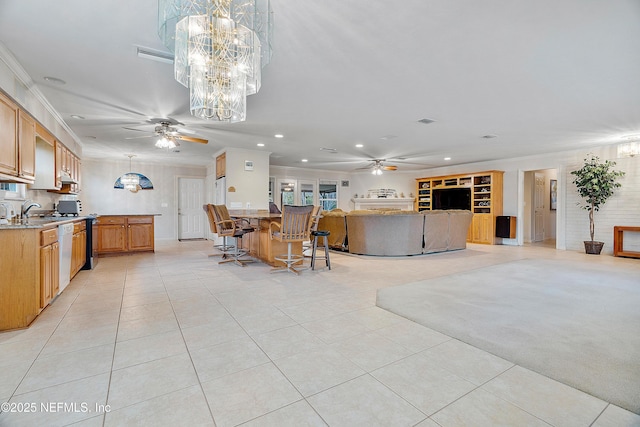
left=0, top=216, right=91, bottom=229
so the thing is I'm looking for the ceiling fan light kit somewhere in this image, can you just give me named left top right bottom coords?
left=158, top=0, right=273, bottom=122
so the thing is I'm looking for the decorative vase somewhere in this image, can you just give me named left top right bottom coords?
left=584, top=241, right=604, bottom=255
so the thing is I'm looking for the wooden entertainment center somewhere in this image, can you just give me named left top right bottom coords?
left=416, top=171, right=504, bottom=244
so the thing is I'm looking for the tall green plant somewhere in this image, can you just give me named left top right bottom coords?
left=570, top=154, right=624, bottom=242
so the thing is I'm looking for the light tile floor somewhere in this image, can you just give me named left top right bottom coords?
left=1, top=241, right=639, bottom=426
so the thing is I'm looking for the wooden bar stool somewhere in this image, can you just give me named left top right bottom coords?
left=311, top=230, right=331, bottom=270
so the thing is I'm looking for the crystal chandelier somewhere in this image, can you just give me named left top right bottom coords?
left=121, top=155, right=140, bottom=191
left=618, top=135, right=640, bottom=158
left=158, top=0, right=273, bottom=122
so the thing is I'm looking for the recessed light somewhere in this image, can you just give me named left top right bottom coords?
left=274, top=134, right=284, bottom=138
left=43, top=76, right=66, bottom=85
left=301, top=159, right=308, bottom=162
left=70, top=115, right=85, bottom=120
left=444, top=157, right=451, bottom=161
left=257, top=143, right=265, bottom=147
left=482, top=134, right=498, bottom=139
left=320, top=147, right=338, bottom=153
left=355, top=144, right=364, bottom=148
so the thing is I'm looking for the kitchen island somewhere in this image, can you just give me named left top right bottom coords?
left=229, top=210, right=303, bottom=267
left=96, top=214, right=157, bottom=255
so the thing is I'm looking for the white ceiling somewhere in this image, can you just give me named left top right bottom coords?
left=0, top=0, right=639, bottom=172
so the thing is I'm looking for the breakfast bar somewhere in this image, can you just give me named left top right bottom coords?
left=230, top=210, right=303, bottom=266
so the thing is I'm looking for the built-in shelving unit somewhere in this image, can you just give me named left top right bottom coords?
left=416, top=171, right=504, bottom=244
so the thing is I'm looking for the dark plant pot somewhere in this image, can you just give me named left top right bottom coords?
left=584, top=241, right=604, bottom=255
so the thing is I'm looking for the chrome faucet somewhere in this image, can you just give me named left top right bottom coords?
left=21, top=200, right=41, bottom=218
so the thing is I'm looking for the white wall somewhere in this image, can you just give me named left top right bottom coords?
left=349, top=171, right=416, bottom=210
left=81, top=159, right=206, bottom=240
left=564, top=154, right=639, bottom=254
left=221, top=148, right=270, bottom=210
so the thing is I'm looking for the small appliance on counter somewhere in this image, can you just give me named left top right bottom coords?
left=0, top=202, right=16, bottom=224
left=56, top=200, right=82, bottom=216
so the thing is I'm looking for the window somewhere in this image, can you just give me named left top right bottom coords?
left=319, top=180, right=338, bottom=211
left=280, top=181, right=295, bottom=206
left=299, top=181, right=316, bottom=206
left=0, top=183, right=26, bottom=200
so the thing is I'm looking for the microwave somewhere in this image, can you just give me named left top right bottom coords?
left=57, top=200, right=81, bottom=215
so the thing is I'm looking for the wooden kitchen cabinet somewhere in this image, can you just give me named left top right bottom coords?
left=127, top=216, right=154, bottom=252
left=216, top=152, right=226, bottom=178
left=1, top=229, right=41, bottom=330
left=97, top=216, right=127, bottom=253
left=0, top=91, right=36, bottom=183
left=71, top=220, right=87, bottom=277
left=51, top=140, right=81, bottom=194
left=18, top=110, right=36, bottom=181
left=97, top=215, right=155, bottom=254
left=40, top=227, right=60, bottom=310
left=0, top=91, right=18, bottom=178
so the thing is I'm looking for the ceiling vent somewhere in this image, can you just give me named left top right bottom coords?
left=136, top=47, right=174, bottom=64
left=417, top=118, right=436, bottom=125
left=320, top=147, right=338, bottom=153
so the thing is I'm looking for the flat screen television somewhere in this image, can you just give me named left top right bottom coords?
left=432, top=187, right=471, bottom=210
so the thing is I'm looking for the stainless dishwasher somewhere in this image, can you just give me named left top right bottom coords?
left=58, top=223, right=74, bottom=292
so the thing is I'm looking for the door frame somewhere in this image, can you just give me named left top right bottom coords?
left=175, top=175, right=206, bottom=241
left=517, top=167, right=564, bottom=249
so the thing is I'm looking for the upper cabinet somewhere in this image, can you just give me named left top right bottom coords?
left=0, top=91, right=19, bottom=179
left=0, top=91, right=44, bottom=184
left=18, top=111, right=36, bottom=181
left=0, top=90, right=80, bottom=189
left=50, top=141, right=81, bottom=194
left=216, top=152, right=226, bottom=179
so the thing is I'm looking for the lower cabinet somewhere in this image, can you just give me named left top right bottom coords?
left=39, top=227, right=59, bottom=311
left=97, top=215, right=155, bottom=254
left=71, top=221, right=87, bottom=277
left=40, top=241, right=59, bottom=310
left=471, top=214, right=493, bottom=244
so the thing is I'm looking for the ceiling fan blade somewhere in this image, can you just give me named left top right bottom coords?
left=382, top=165, right=398, bottom=171
left=175, top=135, right=208, bottom=144
left=174, top=126, right=196, bottom=135
left=124, top=135, right=154, bottom=140
left=356, top=164, right=374, bottom=170
left=123, top=127, right=151, bottom=133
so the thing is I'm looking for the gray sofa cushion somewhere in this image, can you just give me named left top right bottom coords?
left=423, top=210, right=450, bottom=253
left=447, top=210, right=473, bottom=250
left=346, top=214, right=425, bottom=256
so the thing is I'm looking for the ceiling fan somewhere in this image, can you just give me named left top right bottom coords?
left=124, top=118, right=208, bottom=146
left=357, top=159, right=399, bottom=175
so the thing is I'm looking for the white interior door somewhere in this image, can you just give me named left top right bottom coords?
left=533, top=173, right=545, bottom=242
left=178, top=177, right=205, bottom=240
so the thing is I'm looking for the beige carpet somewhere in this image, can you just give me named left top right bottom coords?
left=377, top=258, right=640, bottom=414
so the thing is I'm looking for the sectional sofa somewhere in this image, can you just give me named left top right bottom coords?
left=317, top=209, right=473, bottom=256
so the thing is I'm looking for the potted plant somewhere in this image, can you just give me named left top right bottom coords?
left=570, top=154, right=625, bottom=254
